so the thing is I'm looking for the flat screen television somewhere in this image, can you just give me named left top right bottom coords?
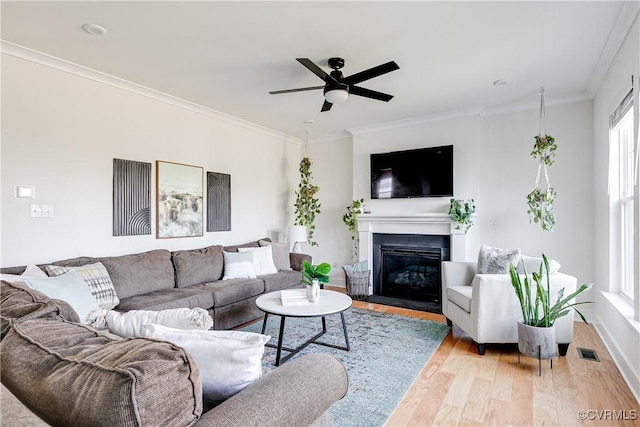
left=371, top=145, right=453, bottom=199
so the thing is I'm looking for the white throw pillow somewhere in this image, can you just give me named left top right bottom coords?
left=258, top=240, right=292, bottom=271
left=141, top=324, right=270, bottom=404
left=106, top=308, right=213, bottom=337
left=477, top=245, right=521, bottom=274
left=222, top=251, right=256, bottom=280
left=46, top=262, right=120, bottom=310
left=23, top=270, right=101, bottom=324
left=1, top=264, right=47, bottom=286
left=238, top=245, right=278, bottom=275
left=516, top=254, right=561, bottom=275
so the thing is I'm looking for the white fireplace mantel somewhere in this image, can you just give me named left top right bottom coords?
left=357, top=212, right=467, bottom=265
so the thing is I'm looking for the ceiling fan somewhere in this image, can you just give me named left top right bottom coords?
left=269, top=57, right=399, bottom=112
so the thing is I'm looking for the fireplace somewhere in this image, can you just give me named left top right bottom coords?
left=371, top=233, right=450, bottom=313
left=356, top=213, right=469, bottom=311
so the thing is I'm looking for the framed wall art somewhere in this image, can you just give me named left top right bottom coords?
left=206, top=171, right=231, bottom=232
left=112, top=158, right=152, bottom=236
left=156, top=160, right=203, bottom=238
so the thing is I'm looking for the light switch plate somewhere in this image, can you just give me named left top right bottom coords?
left=15, top=185, right=35, bottom=198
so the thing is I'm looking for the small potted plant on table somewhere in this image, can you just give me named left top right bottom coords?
left=301, top=260, right=331, bottom=302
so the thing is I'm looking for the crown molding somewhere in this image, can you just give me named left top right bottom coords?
left=347, top=106, right=484, bottom=135
left=1, top=40, right=300, bottom=144
left=480, top=92, right=592, bottom=117
left=586, top=1, right=640, bottom=97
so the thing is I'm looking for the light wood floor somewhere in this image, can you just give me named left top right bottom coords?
left=329, top=288, right=640, bottom=427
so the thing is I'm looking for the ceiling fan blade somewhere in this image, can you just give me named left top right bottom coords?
left=269, top=86, right=324, bottom=95
left=321, top=100, right=333, bottom=112
left=343, top=61, right=399, bottom=85
left=350, top=86, right=394, bottom=102
left=296, top=58, right=338, bottom=84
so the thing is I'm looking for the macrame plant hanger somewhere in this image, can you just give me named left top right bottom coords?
left=535, top=89, right=550, bottom=196
left=528, top=88, right=557, bottom=231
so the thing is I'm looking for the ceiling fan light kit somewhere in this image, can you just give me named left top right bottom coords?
left=269, top=57, right=399, bottom=112
left=324, top=88, right=349, bottom=104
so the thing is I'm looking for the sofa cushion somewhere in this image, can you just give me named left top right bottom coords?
left=259, top=240, right=292, bottom=271
left=222, top=251, right=257, bottom=280
left=46, top=262, right=120, bottom=310
left=447, top=285, right=472, bottom=313
left=223, top=239, right=262, bottom=253
left=1, top=280, right=80, bottom=340
left=197, top=278, right=265, bottom=307
left=0, top=319, right=202, bottom=427
left=141, top=324, right=269, bottom=406
left=238, top=245, right=278, bottom=275
left=99, top=250, right=175, bottom=299
left=477, top=245, right=521, bottom=274
left=172, top=245, right=224, bottom=288
left=261, top=270, right=303, bottom=292
left=106, top=307, right=213, bottom=338
left=116, top=287, right=214, bottom=312
left=0, top=264, right=48, bottom=286
left=23, top=271, right=101, bottom=325
left=516, top=254, right=561, bottom=275
left=51, top=256, right=100, bottom=267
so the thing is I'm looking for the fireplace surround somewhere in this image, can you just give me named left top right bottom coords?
left=357, top=213, right=469, bottom=312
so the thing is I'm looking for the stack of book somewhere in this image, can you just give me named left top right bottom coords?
left=280, top=289, right=309, bottom=306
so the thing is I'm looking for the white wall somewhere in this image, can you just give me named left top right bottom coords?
left=303, top=135, right=354, bottom=286
left=479, top=101, right=594, bottom=288
left=1, top=53, right=301, bottom=266
left=592, top=14, right=640, bottom=401
left=306, top=101, right=594, bottom=294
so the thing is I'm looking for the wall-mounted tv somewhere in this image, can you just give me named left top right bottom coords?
left=371, top=145, right=453, bottom=199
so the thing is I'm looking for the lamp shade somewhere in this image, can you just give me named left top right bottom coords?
left=288, top=225, right=308, bottom=243
left=324, top=89, right=349, bottom=104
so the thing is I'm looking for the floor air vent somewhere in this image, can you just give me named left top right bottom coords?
left=577, top=347, right=600, bottom=362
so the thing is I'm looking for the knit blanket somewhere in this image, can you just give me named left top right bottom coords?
left=105, top=307, right=213, bottom=337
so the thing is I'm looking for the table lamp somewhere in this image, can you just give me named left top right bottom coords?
left=289, top=225, right=308, bottom=253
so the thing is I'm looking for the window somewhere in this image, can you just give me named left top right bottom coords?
left=609, top=90, right=635, bottom=301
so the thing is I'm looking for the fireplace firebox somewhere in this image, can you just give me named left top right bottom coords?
left=371, top=233, right=450, bottom=313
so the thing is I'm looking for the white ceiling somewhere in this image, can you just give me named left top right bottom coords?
left=1, top=1, right=634, bottom=140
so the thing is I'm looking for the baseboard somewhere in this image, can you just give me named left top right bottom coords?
left=589, top=314, right=640, bottom=403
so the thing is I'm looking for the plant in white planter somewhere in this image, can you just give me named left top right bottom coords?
left=509, top=254, right=591, bottom=363
left=301, top=260, right=331, bottom=302
left=448, top=198, right=475, bottom=233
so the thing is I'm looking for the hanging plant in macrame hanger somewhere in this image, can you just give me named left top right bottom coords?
left=526, top=88, right=558, bottom=231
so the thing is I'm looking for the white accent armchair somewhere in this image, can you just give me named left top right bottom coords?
left=441, top=260, right=578, bottom=355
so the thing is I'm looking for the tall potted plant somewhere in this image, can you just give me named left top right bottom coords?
left=294, top=157, right=321, bottom=246
left=509, top=254, right=591, bottom=362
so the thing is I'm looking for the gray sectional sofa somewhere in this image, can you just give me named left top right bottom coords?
left=1, top=237, right=309, bottom=330
left=0, top=238, right=350, bottom=426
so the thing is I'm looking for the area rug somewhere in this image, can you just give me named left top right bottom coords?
left=241, top=307, right=450, bottom=427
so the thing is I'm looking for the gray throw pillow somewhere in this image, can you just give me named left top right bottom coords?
left=477, top=245, right=521, bottom=274
left=259, top=240, right=292, bottom=271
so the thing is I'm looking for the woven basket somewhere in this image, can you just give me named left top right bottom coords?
left=344, top=270, right=370, bottom=301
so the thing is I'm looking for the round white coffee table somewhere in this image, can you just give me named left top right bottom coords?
left=256, top=289, right=352, bottom=366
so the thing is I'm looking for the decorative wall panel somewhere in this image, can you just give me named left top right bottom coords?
left=113, top=158, right=151, bottom=236
left=207, top=171, right=231, bottom=232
